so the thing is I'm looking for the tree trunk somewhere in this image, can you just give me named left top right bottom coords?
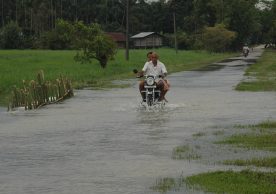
left=24, top=1, right=27, bottom=29
left=54, top=4, right=57, bottom=28
left=51, top=0, right=54, bottom=29
left=60, top=0, right=62, bottom=18
left=15, top=0, right=18, bottom=23
left=30, top=8, right=33, bottom=32
left=75, top=0, right=78, bottom=21
left=1, top=0, right=4, bottom=26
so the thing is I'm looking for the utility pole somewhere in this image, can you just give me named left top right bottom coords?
left=105, top=0, right=108, bottom=25
left=221, top=0, right=224, bottom=23
left=15, top=0, right=18, bottom=23
left=51, top=0, right=54, bottom=29
left=173, top=12, right=178, bottom=54
left=125, top=0, right=129, bottom=61
left=172, top=0, right=178, bottom=54
left=1, top=0, right=4, bottom=27
left=60, top=0, right=63, bottom=19
left=75, top=0, right=78, bottom=21
left=30, top=8, right=33, bottom=32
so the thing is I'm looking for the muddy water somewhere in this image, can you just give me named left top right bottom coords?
left=0, top=47, right=275, bottom=194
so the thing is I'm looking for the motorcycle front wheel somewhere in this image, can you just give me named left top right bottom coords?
left=147, top=94, right=153, bottom=106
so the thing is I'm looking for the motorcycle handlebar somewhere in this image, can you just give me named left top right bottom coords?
left=133, top=69, right=164, bottom=79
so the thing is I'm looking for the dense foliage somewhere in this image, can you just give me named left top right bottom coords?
left=72, top=21, right=117, bottom=68
left=0, top=21, right=23, bottom=49
left=203, top=24, right=236, bottom=52
left=0, top=0, right=275, bottom=51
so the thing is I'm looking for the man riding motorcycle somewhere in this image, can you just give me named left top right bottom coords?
left=138, top=52, right=169, bottom=102
left=242, top=44, right=250, bottom=57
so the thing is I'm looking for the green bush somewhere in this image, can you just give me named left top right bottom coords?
left=73, top=22, right=117, bottom=68
left=0, top=21, right=23, bottom=49
left=177, top=31, right=195, bottom=50
left=35, top=19, right=74, bottom=49
left=202, top=24, right=236, bottom=52
left=164, top=32, right=203, bottom=50
left=267, top=20, right=276, bottom=48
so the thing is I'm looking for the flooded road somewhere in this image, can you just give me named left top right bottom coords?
left=0, top=47, right=275, bottom=194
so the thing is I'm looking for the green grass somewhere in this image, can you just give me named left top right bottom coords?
left=152, top=170, right=276, bottom=193
left=192, top=132, right=206, bottom=137
left=223, top=157, right=276, bottom=168
left=172, top=145, right=201, bottom=160
left=236, top=49, right=276, bottom=91
left=217, top=120, right=276, bottom=151
left=185, top=170, right=276, bottom=194
left=254, top=120, right=276, bottom=129
left=0, top=49, right=236, bottom=106
left=151, top=177, right=182, bottom=193
left=212, top=130, right=225, bottom=136
left=235, top=120, right=276, bottom=129
left=216, top=133, right=276, bottom=151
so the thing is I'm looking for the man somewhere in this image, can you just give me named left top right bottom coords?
left=139, top=52, right=169, bottom=102
left=242, top=44, right=250, bottom=57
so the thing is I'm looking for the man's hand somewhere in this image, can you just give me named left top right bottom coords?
left=136, top=71, right=144, bottom=78
left=133, top=69, right=144, bottom=78
left=160, top=73, right=167, bottom=79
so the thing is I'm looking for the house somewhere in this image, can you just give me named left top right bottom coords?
left=130, top=32, right=163, bottom=49
left=106, top=32, right=126, bottom=48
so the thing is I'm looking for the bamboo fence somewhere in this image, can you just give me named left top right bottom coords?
left=8, top=70, right=74, bottom=111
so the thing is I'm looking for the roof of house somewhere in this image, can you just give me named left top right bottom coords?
left=131, top=32, right=161, bottom=39
left=106, top=32, right=126, bottom=42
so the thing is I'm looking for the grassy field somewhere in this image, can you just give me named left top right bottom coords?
left=185, top=170, right=276, bottom=194
left=217, top=120, right=276, bottom=151
left=221, top=121, right=276, bottom=168
left=236, top=49, right=276, bottom=91
left=223, top=157, right=276, bottom=168
left=188, top=121, right=276, bottom=193
left=0, top=48, right=236, bottom=106
left=172, top=145, right=201, bottom=160
left=151, top=120, right=276, bottom=193
left=152, top=170, right=276, bottom=194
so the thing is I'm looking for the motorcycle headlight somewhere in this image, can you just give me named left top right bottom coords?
left=146, top=77, right=155, bottom=86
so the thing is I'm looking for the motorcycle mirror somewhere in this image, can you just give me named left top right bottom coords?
left=133, top=69, right=138, bottom=74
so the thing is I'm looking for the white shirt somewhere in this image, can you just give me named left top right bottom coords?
left=142, top=60, right=167, bottom=77
left=243, top=46, right=249, bottom=51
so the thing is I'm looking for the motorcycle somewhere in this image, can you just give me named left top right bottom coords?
left=133, top=69, right=164, bottom=107
left=243, top=49, right=249, bottom=57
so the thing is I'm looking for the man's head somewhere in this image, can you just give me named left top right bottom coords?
left=147, top=51, right=153, bottom=61
left=151, top=52, right=159, bottom=64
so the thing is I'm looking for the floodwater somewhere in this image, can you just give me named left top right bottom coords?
left=0, top=46, right=275, bottom=194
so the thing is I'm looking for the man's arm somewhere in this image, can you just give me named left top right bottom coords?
left=160, top=62, right=168, bottom=78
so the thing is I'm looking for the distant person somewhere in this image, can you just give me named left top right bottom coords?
left=242, top=44, right=250, bottom=57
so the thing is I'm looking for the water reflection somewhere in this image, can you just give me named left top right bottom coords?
left=136, top=107, right=171, bottom=127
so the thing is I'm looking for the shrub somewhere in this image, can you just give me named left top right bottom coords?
left=35, top=19, right=74, bottom=50
left=73, top=22, right=117, bottom=68
left=202, top=24, right=236, bottom=52
left=0, top=21, right=23, bottom=49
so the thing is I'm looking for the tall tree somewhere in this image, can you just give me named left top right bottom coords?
left=225, top=0, right=259, bottom=48
left=1, top=0, right=4, bottom=27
